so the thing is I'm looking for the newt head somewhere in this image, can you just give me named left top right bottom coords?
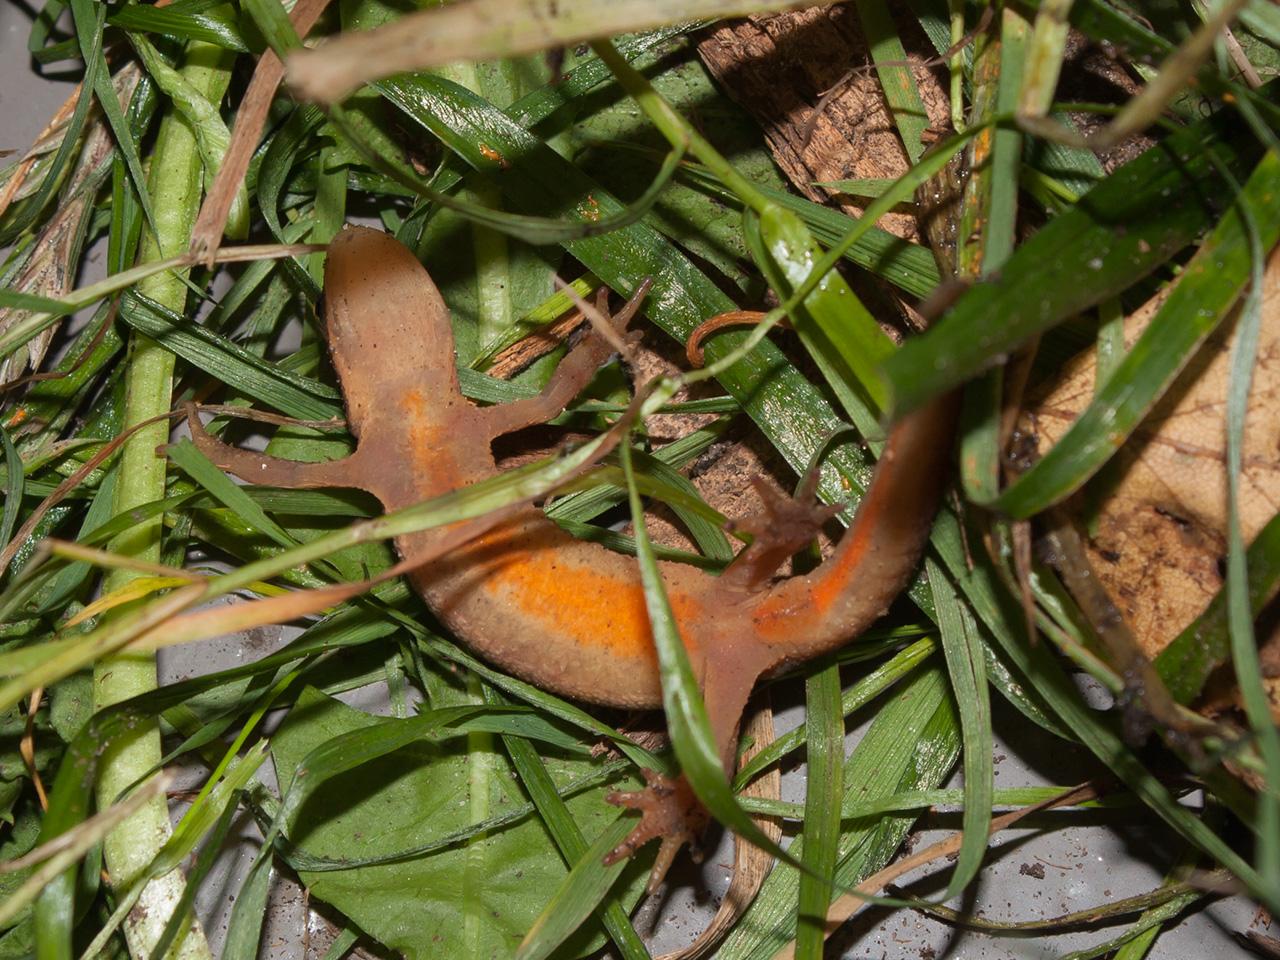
left=322, top=226, right=461, bottom=441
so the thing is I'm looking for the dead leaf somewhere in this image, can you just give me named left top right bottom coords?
left=1028, top=247, right=1280, bottom=660
left=0, top=67, right=139, bottom=385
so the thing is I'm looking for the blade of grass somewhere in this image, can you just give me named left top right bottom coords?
left=1154, top=509, right=1280, bottom=702
left=220, top=841, right=273, bottom=960
left=750, top=204, right=893, bottom=423
left=794, top=662, right=842, bottom=960
left=120, top=292, right=341, bottom=420
left=107, top=4, right=248, bottom=51
left=240, top=0, right=302, bottom=54
left=1020, top=0, right=1074, bottom=117
left=419, top=634, right=666, bottom=775
left=0, top=243, right=322, bottom=360
left=497, top=696, right=649, bottom=960
left=1223, top=204, right=1280, bottom=890
left=618, top=439, right=797, bottom=865
left=0, top=426, right=22, bottom=562
left=1057, top=887, right=1204, bottom=960
left=954, top=6, right=1020, bottom=501
left=68, top=0, right=159, bottom=239
left=717, top=668, right=960, bottom=960
left=331, top=98, right=690, bottom=247
left=735, top=637, right=937, bottom=788
left=667, top=164, right=944, bottom=297
left=857, top=0, right=932, bottom=162
left=514, top=816, right=638, bottom=960
left=743, top=782, right=1146, bottom=819
left=927, top=558, right=992, bottom=899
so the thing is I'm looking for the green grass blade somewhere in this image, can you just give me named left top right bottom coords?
left=1222, top=188, right=1280, bottom=891
left=129, top=31, right=248, bottom=238
left=513, top=817, right=636, bottom=960
left=857, top=0, right=932, bottom=162
left=954, top=8, right=1016, bottom=503
left=989, top=11, right=1027, bottom=270
left=500, top=717, right=649, bottom=960
left=0, top=425, right=23, bottom=562
left=794, top=662, right=842, bottom=960
left=681, top=168, right=943, bottom=297
left=239, top=0, right=301, bottom=54
left=734, top=637, right=936, bottom=787
left=220, top=843, right=273, bottom=960
left=119, top=291, right=341, bottom=420
left=167, top=439, right=297, bottom=549
left=108, top=3, right=248, bottom=50
left=618, top=440, right=796, bottom=865
left=1058, top=889, right=1203, bottom=960
left=754, top=203, right=894, bottom=419
left=927, top=559, right=992, bottom=899
left=718, top=667, right=960, bottom=960
left=419, top=635, right=667, bottom=775
left=69, top=0, right=159, bottom=239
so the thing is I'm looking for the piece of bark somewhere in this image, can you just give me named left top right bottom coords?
left=697, top=5, right=950, bottom=240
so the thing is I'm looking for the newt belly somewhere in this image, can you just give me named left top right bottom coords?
left=190, top=225, right=957, bottom=879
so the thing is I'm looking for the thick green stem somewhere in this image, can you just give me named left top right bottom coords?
left=94, top=40, right=232, bottom=960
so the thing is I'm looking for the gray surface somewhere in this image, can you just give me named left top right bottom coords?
left=2, top=9, right=76, bottom=152
left=0, top=7, right=1268, bottom=958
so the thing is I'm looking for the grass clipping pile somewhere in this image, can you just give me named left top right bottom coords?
left=0, top=1, right=1279, bottom=960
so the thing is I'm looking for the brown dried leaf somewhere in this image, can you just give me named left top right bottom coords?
left=0, top=66, right=139, bottom=384
left=1028, top=248, right=1280, bottom=658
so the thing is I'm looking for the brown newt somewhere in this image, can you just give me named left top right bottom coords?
left=189, top=225, right=957, bottom=882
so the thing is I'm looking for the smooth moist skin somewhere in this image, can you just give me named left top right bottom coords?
left=191, top=225, right=957, bottom=874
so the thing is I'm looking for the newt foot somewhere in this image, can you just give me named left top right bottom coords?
left=719, top=468, right=843, bottom=594
left=605, top=769, right=709, bottom=893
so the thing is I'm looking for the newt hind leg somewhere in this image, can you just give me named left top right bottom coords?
left=605, top=770, right=709, bottom=893
left=603, top=643, right=772, bottom=892
left=716, top=466, right=843, bottom=596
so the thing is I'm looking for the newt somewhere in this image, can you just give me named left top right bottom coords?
left=189, top=225, right=957, bottom=882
